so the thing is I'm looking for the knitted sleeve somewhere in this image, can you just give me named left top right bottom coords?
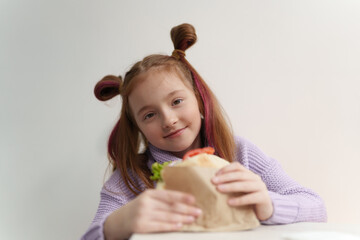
left=80, top=170, right=134, bottom=240
left=235, top=136, right=327, bottom=224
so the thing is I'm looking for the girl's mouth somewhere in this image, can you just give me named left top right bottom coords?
left=164, top=127, right=187, bottom=138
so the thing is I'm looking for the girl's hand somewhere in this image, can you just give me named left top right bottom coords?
left=211, top=162, right=273, bottom=221
left=104, top=189, right=202, bottom=240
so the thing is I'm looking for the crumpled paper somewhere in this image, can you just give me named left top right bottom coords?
left=161, top=165, right=260, bottom=231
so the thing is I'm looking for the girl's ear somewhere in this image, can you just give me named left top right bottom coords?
left=94, top=75, right=123, bottom=101
left=138, top=132, right=149, bottom=153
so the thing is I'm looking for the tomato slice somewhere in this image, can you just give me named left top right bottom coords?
left=183, top=147, right=215, bottom=160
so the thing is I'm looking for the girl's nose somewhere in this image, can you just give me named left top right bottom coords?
left=162, top=111, right=178, bottom=128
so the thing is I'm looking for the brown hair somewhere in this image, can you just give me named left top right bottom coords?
left=94, top=23, right=235, bottom=195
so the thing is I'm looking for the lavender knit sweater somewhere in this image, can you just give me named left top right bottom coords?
left=81, top=136, right=327, bottom=239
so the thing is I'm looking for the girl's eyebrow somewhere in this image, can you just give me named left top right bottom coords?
left=136, top=89, right=185, bottom=117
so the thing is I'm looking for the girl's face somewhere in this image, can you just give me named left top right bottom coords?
left=129, top=68, right=202, bottom=158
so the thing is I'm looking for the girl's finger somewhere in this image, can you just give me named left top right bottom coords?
left=228, top=191, right=266, bottom=206
left=149, top=209, right=197, bottom=224
left=148, top=189, right=196, bottom=205
left=216, top=180, right=265, bottom=193
left=215, top=162, right=247, bottom=175
left=153, top=200, right=202, bottom=217
left=133, top=220, right=183, bottom=233
left=212, top=170, right=259, bottom=184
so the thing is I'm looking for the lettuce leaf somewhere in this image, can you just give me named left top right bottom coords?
left=150, top=162, right=170, bottom=182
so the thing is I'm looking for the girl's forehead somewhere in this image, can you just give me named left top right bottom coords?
left=128, top=69, right=193, bottom=116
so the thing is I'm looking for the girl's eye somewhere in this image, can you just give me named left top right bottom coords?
left=144, top=112, right=155, bottom=120
left=172, top=99, right=183, bottom=106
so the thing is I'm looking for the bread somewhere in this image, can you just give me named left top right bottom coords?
left=156, top=153, right=229, bottom=190
left=174, top=153, right=229, bottom=168
left=156, top=151, right=260, bottom=231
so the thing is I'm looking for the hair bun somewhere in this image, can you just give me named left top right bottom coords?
left=94, top=75, right=122, bottom=101
left=171, top=23, right=197, bottom=52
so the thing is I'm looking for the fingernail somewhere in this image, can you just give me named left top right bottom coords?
left=212, top=177, right=219, bottom=183
left=176, top=222, right=183, bottom=228
left=194, top=208, right=202, bottom=215
left=187, top=216, right=195, bottom=222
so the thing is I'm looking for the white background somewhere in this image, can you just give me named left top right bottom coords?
left=1, top=0, right=360, bottom=239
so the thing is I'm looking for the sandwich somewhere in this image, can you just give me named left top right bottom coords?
left=150, top=147, right=260, bottom=231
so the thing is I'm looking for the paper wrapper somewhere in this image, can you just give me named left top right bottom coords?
left=161, top=166, right=260, bottom=232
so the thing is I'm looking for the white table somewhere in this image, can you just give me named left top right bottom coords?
left=131, top=223, right=360, bottom=240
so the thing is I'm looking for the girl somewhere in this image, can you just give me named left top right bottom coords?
left=81, top=23, right=327, bottom=240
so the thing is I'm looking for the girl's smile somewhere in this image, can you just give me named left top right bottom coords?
left=129, top=67, right=202, bottom=157
left=163, top=127, right=187, bottom=138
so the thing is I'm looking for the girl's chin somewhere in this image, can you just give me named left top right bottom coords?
left=168, top=145, right=195, bottom=158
